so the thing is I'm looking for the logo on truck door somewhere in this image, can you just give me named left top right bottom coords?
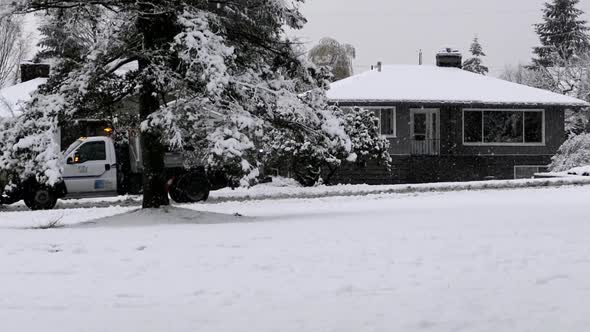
left=94, top=180, right=113, bottom=190
left=77, top=166, right=88, bottom=174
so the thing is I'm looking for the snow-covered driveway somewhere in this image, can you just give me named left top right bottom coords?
left=1, top=186, right=590, bottom=331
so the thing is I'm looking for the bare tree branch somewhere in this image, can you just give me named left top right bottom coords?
left=0, top=16, right=28, bottom=88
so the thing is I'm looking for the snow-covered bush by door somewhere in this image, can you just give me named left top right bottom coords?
left=550, top=133, right=590, bottom=171
left=261, top=107, right=391, bottom=187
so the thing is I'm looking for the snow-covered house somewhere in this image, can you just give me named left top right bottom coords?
left=0, top=77, right=47, bottom=119
left=327, top=51, right=589, bottom=184
left=0, top=63, right=51, bottom=119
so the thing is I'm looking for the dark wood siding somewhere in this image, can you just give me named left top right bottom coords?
left=330, top=102, right=568, bottom=184
left=330, top=155, right=553, bottom=185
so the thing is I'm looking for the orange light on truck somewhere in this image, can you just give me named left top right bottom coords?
left=104, top=127, right=113, bottom=134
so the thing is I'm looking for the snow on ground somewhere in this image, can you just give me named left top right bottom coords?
left=0, top=205, right=135, bottom=228
left=536, top=165, right=590, bottom=178
left=6, top=176, right=590, bottom=211
left=567, top=165, right=590, bottom=176
left=2, top=186, right=590, bottom=331
left=208, top=176, right=590, bottom=202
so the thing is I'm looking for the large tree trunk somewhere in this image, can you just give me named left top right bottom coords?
left=138, top=65, right=170, bottom=208
left=136, top=9, right=174, bottom=209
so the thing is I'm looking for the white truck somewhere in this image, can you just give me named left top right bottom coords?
left=1, top=131, right=218, bottom=210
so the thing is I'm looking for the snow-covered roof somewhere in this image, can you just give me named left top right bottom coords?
left=327, top=65, right=589, bottom=107
left=0, top=78, right=47, bottom=119
left=106, top=59, right=139, bottom=77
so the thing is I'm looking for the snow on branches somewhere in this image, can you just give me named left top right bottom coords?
left=173, top=10, right=234, bottom=95
left=1, top=0, right=389, bottom=191
left=550, top=133, right=590, bottom=171
left=0, top=91, right=65, bottom=187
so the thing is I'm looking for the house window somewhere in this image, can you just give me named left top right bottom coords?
left=463, top=109, right=544, bottom=145
left=370, top=108, right=396, bottom=137
left=514, top=165, right=549, bottom=179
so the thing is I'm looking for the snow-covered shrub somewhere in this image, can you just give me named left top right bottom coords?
left=343, top=108, right=390, bottom=163
left=320, top=108, right=391, bottom=184
left=261, top=107, right=391, bottom=187
left=0, top=91, right=64, bottom=188
left=550, top=133, right=590, bottom=171
left=565, top=108, right=590, bottom=136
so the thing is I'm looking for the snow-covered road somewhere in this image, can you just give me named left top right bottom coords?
left=1, top=186, right=590, bottom=331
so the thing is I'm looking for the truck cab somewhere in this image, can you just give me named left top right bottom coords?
left=63, top=136, right=118, bottom=198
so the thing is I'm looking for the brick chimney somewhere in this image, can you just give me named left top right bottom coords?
left=436, top=48, right=462, bottom=69
left=20, top=63, right=50, bottom=83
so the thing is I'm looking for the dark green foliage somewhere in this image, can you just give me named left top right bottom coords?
left=463, top=37, right=489, bottom=75
left=533, top=0, right=590, bottom=67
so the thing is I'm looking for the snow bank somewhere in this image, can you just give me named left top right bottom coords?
left=0, top=206, right=135, bottom=229
left=77, top=207, right=249, bottom=228
left=6, top=177, right=590, bottom=212
left=208, top=176, right=590, bottom=203
left=537, top=165, right=590, bottom=178
left=567, top=165, right=590, bottom=176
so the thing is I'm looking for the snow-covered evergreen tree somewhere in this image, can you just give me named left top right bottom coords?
left=462, top=36, right=489, bottom=75
left=501, top=56, right=590, bottom=136
left=322, top=108, right=390, bottom=184
left=0, top=1, right=387, bottom=207
left=533, top=0, right=590, bottom=68
left=36, top=8, right=99, bottom=62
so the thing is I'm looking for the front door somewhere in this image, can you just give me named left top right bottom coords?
left=63, top=140, right=117, bottom=193
left=410, top=109, right=440, bottom=155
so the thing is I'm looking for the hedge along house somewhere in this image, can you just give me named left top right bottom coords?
left=327, top=50, right=589, bottom=184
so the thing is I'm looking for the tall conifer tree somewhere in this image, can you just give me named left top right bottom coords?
left=533, top=0, right=590, bottom=67
left=463, top=36, right=489, bottom=75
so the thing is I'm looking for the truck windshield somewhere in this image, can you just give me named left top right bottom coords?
left=64, top=139, right=83, bottom=156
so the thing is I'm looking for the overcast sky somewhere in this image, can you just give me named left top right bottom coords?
left=295, top=0, right=590, bottom=76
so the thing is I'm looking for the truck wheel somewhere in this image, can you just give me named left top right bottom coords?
left=24, top=187, right=58, bottom=210
left=174, top=174, right=210, bottom=203
left=169, top=181, right=190, bottom=203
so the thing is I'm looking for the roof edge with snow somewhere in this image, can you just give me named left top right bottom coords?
left=327, top=65, right=590, bottom=108
left=330, top=98, right=588, bottom=108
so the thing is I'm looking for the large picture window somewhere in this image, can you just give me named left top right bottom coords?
left=463, top=109, right=544, bottom=145
left=371, top=108, right=396, bottom=137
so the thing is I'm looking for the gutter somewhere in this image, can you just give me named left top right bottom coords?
left=329, top=99, right=589, bottom=109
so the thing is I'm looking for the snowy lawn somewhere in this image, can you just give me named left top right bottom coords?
left=1, top=186, right=590, bottom=331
